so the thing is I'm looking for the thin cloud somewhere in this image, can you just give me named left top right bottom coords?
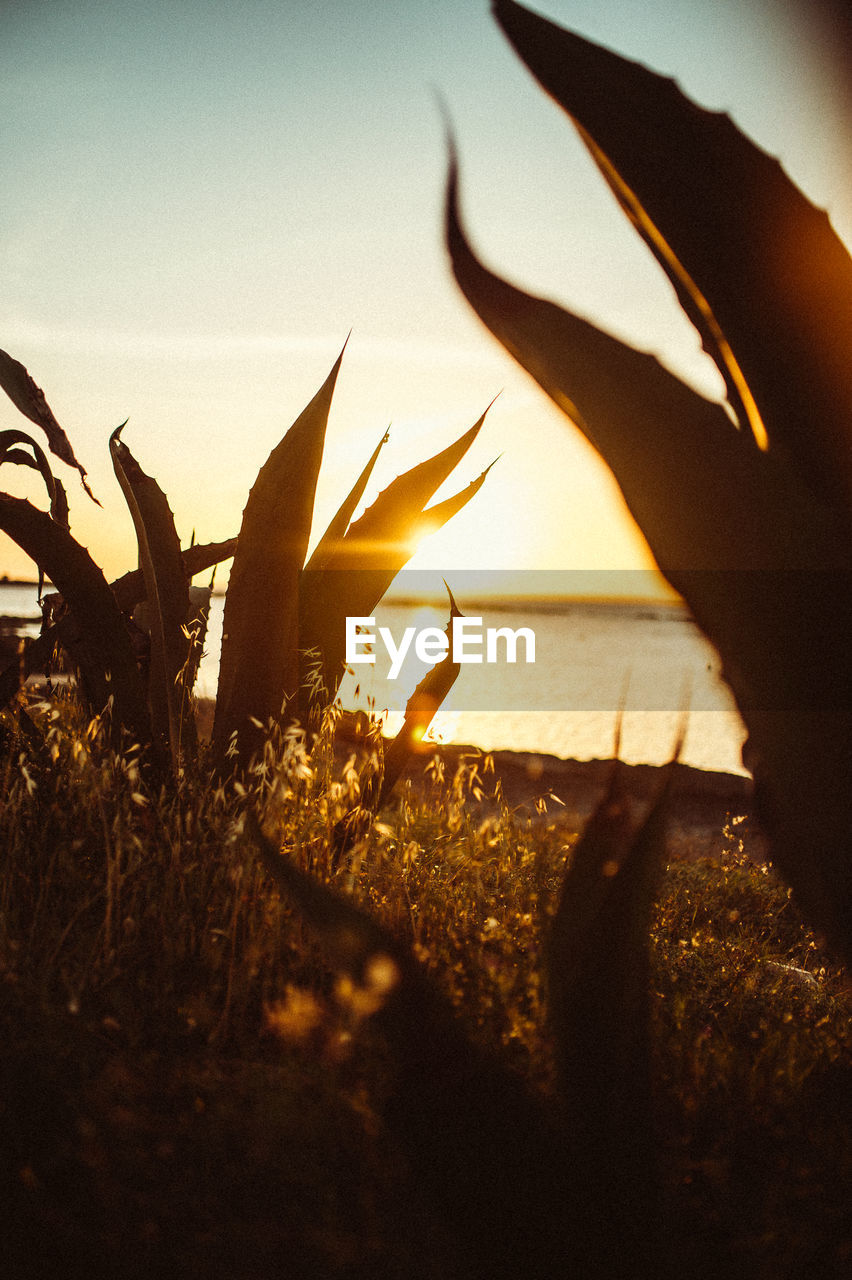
left=7, top=321, right=508, bottom=371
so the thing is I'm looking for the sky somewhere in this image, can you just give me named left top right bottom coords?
left=2, top=0, right=851, bottom=594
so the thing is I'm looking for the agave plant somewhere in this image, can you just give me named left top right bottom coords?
left=445, top=0, right=852, bottom=966
left=213, top=343, right=493, bottom=768
left=0, top=342, right=494, bottom=780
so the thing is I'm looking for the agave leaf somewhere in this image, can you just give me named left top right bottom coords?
left=374, top=584, right=462, bottom=805
left=547, top=765, right=668, bottom=1116
left=448, top=170, right=852, bottom=961
left=111, top=536, right=236, bottom=612
left=0, top=425, right=71, bottom=574
left=0, top=349, right=96, bottom=501
left=332, top=406, right=490, bottom=570
left=213, top=343, right=346, bottom=765
left=110, top=425, right=193, bottom=768
left=446, top=169, right=838, bottom=578
left=304, top=427, right=390, bottom=573
left=5, top=538, right=237, bottom=708
left=0, top=492, right=150, bottom=746
left=0, top=447, right=35, bottom=467
left=299, top=411, right=490, bottom=709
left=249, top=808, right=410, bottom=979
left=414, top=456, right=497, bottom=541
left=330, top=587, right=464, bottom=864
left=492, top=0, right=852, bottom=510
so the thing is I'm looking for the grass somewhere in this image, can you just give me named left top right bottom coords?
left=0, top=690, right=849, bottom=1278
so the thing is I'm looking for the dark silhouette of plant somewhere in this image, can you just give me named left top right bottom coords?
left=0, top=343, right=493, bottom=780
left=250, top=9, right=849, bottom=1274
left=446, top=0, right=852, bottom=967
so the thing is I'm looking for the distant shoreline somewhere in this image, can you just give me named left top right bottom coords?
left=332, top=719, right=762, bottom=864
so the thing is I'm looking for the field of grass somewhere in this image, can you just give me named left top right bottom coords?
left=1, top=690, right=849, bottom=1279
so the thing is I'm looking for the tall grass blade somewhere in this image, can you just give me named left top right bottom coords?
left=213, top=343, right=346, bottom=766
left=546, top=763, right=673, bottom=1272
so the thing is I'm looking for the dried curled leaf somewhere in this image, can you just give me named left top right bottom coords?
left=0, top=428, right=69, bottom=528
left=0, top=348, right=96, bottom=500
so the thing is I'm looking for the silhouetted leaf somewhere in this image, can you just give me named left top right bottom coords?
left=111, top=537, right=236, bottom=612
left=446, top=168, right=836, bottom=577
left=414, top=456, right=498, bottom=540
left=547, top=765, right=669, bottom=1105
left=0, top=428, right=69, bottom=528
left=213, top=343, right=346, bottom=765
left=0, top=349, right=96, bottom=500
left=449, top=2, right=852, bottom=963
left=333, top=407, right=490, bottom=570
left=334, top=585, right=464, bottom=859
left=299, top=410, right=491, bottom=707
left=377, top=583, right=463, bottom=803
left=248, top=809, right=409, bottom=980
left=448, top=158, right=852, bottom=962
left=0, top=492, right=150, bottom=746
left=5, top=538, right=237, bottom=709
left=493, top=0, right=852, bottom=509
left=304, top=427, right=390, bottom=573
left=110, top=425, right=192, bottom=768
left=546, top=759, right=673, bottom=1267
left=249, top=811, right=578, bottom=1277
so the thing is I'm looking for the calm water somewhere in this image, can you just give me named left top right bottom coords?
left=1, top=584, right=748, bottom=776
left=331, top=597, right=748, bottom=776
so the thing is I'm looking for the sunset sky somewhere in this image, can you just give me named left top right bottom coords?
left=3, top=0, right=850, bottom=592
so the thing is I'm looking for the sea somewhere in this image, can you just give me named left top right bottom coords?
left=2, top=581, right=747, bottom=777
